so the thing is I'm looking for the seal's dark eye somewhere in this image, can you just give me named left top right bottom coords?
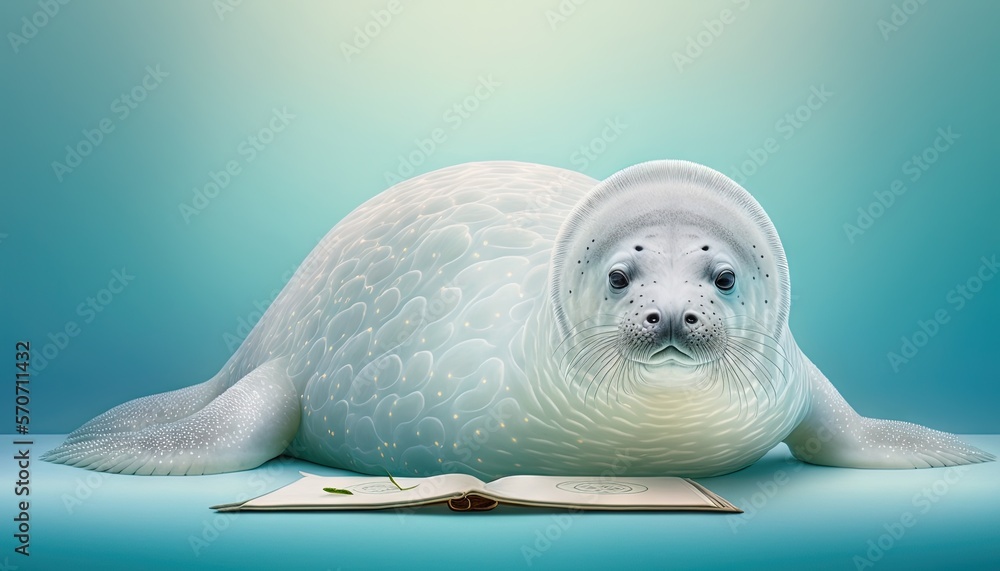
left=715, top=269, right=736, bottom=291
left=608, top=269, right=629, bottom=290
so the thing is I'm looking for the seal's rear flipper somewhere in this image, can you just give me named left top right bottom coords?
left=58, top=374, right=229, bottom=445
left=42, top=359, right=300, bottom=475
left=784, top=360, right=995, bottom=469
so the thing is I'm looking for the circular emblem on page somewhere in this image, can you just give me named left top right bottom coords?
left=556, top=480, right=648, bottom=494
left=348, top=482, right=403, bottom=494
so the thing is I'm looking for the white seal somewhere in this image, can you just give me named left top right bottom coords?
left=44, top=161, right=994, bottom=476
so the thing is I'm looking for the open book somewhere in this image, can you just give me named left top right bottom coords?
left=212, top=472, right=741, bottom=513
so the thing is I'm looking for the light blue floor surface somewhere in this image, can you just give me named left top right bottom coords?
left=6, top=435, right=998, bottom=570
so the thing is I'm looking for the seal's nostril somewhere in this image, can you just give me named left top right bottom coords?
left=684, top=313, right=698, bottom=325
left=646, top=312, right=660, bottom=324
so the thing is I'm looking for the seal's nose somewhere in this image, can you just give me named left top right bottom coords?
left=644, top=305, right=698, bottom=328
left=641, top=303, right=700, bottom=347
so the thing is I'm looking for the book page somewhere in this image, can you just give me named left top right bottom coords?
left=481, top=476, right=722, bottom=509
left=235, top=473, right=487, bottom=510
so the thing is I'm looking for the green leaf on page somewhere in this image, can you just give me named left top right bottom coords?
left=387, top=470, right=419, bottom=491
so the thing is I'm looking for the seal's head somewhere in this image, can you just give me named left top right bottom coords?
left=551, top=160, right=791, bottom=400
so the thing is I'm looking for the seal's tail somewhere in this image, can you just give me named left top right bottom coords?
left=41, top=358, right=301, bottom=475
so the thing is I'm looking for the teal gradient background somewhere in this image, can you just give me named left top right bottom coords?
left=4, top=0, right=997, bottom=434
left=2, top=2, right=999, bottom=570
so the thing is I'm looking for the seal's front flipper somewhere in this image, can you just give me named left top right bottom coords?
left=784, top=359, right=995, bottom=469
left=42, top=359, right=300, bottom=475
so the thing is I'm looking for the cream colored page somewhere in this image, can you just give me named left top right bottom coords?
left=481, top=476, right=718, bottom=507
left=244, top=473, right=487, bottom=508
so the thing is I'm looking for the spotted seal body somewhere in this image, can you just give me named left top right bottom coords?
left=43, top=161, right=994, bottom=476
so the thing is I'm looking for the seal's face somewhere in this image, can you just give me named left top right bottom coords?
left=551, top=161, right=791, bottom=402
left=604, top=221, right=742, bottom=370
